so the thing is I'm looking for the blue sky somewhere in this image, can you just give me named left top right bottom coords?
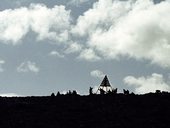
left=0, top=0, right=169, bottom=96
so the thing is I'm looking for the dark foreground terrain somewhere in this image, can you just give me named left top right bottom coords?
left=0, top=93, right=170, bottom=128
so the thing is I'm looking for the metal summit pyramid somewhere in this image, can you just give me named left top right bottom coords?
left=96, top=75, right=113, bottom=94
left=100, top=75, right=111, bottom=87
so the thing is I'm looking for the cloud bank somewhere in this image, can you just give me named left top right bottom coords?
left=124, top=73, right=170, bottom=94
left=73, top=0, right=170, bottom=68
left=0, top=4, right=71, bottom=45
left=1, top=0, right=170, bottom=69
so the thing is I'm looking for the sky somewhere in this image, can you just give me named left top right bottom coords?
left=0, top=0, right=170, bottom=96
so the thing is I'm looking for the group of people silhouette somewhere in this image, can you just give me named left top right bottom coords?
left=89, top=75, right=132, bottom=95
left=89, top=87, right=130, bottom=95
left=50, top=75, right=169, bottom=97
left=51, top=75, right=133, bottom=96
left=50, top=87, right=132, bottom=97
left=51, top=90, right=78, bottom=97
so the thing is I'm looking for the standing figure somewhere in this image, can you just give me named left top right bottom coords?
left=100, top=88, right=105, bottom=95
left=89, top=87, right=93, bottom=95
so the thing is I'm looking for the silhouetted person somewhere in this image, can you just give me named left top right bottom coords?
left=112, top=88, right=117, bottom=94
left=131, top=92, right=135, bottom=95
left=51, top=93, right=55, bottom=97
left=89, top=87, right=93, bottom=95
left=156, top=90, right=161, bottom=94
left=67, top=90, right=72, bottom=95
left=123, top=89, right=129, bottom=95
left=107, top=89, right=112, bottom=94
left=72, top=90, right=78, bottom=95
left=162, top=91, right=169, bottom=94
left=57, top=91, right=60, bottom=96
left=100, top=88, right=105, bottom=95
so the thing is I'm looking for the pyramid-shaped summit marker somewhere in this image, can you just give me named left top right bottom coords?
left=100, top=75, right=111, bottom=87
left=96, top=75, right=113, bottom=94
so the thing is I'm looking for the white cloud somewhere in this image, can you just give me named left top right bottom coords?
left=124, top=73, right=170, bottom=94
left=72, top=0, right=131, bottom=36
left=69, top=0, right=89, bottom=6
left=72, top=0, right=170, bottom=67
left=0, top=93, right=19, bottom=97
left=49, top=51, right=65, bottom=58
left=78, top=49, right=101, bottom=61
left=90, top=70, right=105, bottom=78
left=0, top=4, right=71, bottom=45
left=0, top=60, right=5, bottom=72
left=30, top=4, right=70, bottom=42
left=0, top=7, right=29, bottom=44
left=65, top=43, right=82, bottom=54
left=2, top=0, right=170, bottom=68
left=17, top=61, right=40, bottom=73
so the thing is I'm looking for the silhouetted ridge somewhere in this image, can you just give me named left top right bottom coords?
left=0, top=93, right=170, bottom=128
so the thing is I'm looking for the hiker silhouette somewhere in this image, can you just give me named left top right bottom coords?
left=100, top=88, right=105, bottom=95
left=112, top=88, right=117, bottom=94
left=123, top=89, right=129, bottom=95
left=51, top=93, right=55, bottom=97
left=57, top=91, right=60, bottom=96
left=89, top=87, right=93, bottom=95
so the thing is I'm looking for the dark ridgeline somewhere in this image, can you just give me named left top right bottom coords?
left=0, top=76, right=170, bottom=128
